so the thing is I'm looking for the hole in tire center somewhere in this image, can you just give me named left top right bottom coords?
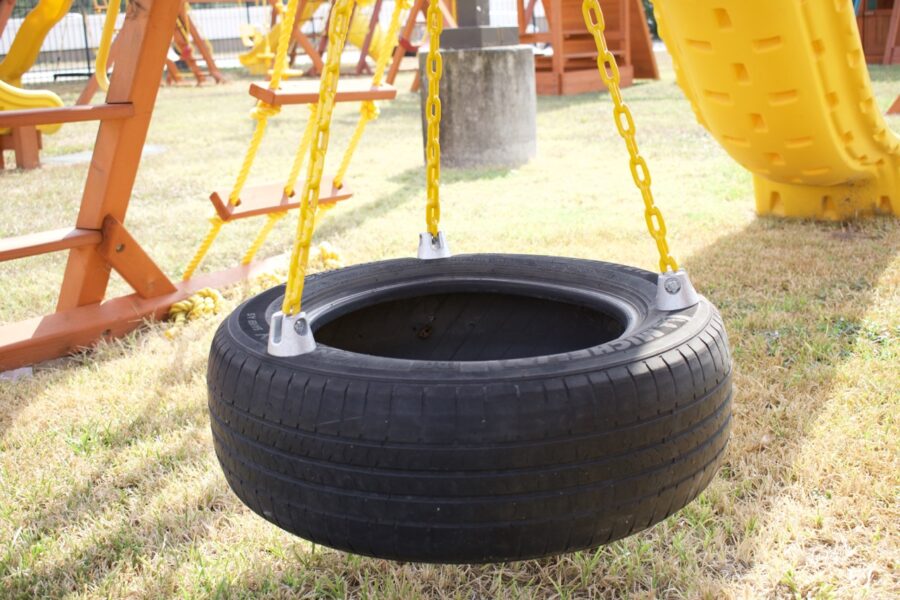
left=314, top=292, right=627, bottom=361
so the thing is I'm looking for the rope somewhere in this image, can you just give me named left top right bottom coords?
left=284, top=105, right=318, bottom=198
left=182, top=215, right=224, bottom=281
left=241, top=211, right=287, bottom=265
left=95, top=0, right=120, bottom=92
left=332, top=0, right=409, bottom=188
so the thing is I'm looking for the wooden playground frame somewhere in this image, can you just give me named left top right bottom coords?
left=0, top=0, right=403, bottom=371
left=0, top=0, right=281, bottom=371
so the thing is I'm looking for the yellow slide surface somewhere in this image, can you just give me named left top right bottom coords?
left=0, top=79, right=64, bottom=134
left=654, top=0, right=899, bottom=219
left=0, top=0, right=74, bottom=87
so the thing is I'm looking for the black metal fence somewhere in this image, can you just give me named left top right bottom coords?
left=0, top=0, right=531, bottom=85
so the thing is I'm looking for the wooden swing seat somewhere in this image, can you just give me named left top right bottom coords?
left=209, top=178, right=352, bottom=222
left=249, top=79, right=397, bottom=106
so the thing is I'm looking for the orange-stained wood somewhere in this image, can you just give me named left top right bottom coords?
left=10, top=125, right=40, bottom=169
left=58, top=0, right=184, bottom=311
left=0, top=0, right=15, bottom=37
left=248, top=80, right=397, bottom=106
left=209, top=179, right=352, bottom=221
left=889, top=95, right=900, bottom=115
left=0, top=254, right=290, bottom=371
left=96, top=216, right=177, bottom=298
left=0, top=227, right=102, bottom=262
left=0, top=103, right=134, bottom=128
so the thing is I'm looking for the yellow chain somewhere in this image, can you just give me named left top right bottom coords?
left=424, top=0, right=443, bottom=237
left=282, top=0, right=358, bottom=315
left=582, top=0, right=678, bottom=273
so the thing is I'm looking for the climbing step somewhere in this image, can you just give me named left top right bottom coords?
left=209, top=179, right=352, bottom=222
left=249, top=80, right=397, bottom=106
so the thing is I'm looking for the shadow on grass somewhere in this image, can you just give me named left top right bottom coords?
left=217, top=216, right=899, bottom=596
left=1, top=215, right=895, bottom=598
left=0, top=357, right=231, bottom=597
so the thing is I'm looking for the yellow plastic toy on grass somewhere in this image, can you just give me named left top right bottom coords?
left=239, top=0, right=388, bottom=76
left=654, top=0, right=899, bottom=220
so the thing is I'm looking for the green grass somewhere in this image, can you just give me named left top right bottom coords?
left=0, top=58, right=898, bottom=598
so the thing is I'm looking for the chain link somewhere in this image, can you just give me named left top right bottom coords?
left=424, top=0, right=443, bottom=237
left=581, top=0, right=679, bottom=273
left=282, top=0, right=357, bottom=315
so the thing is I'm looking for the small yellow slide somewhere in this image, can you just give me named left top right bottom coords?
left=654, top=0, right=899, bottom=220
left=0, top=0, right=74, bottom=87
left=0, top=0, right=69, bottom=136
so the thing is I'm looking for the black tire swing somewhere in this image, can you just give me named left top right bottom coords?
left=208, top=0, right=732, bottom=564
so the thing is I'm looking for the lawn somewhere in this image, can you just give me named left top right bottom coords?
left=0, top=55, right=898, bottom=598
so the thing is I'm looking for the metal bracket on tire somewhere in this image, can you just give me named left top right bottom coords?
left=656, top=269, right=700, bottom=311
left=267, top=311, right=316, bottom=356
left=417, top=231, right=451, bottom=260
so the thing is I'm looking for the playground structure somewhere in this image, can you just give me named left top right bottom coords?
left=237, top=0, right=394, bottom=78
left=0, top=0, right=896, bottom=368
left=655, top=0, right=899, bottom=220
left=0, top=0, right=70, bottom=168
left=517, top=0, right=658, bottom=95
left=856, top=0, right=900, bottom=64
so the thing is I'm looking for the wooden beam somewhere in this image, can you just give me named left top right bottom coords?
left=884, top=0, right=900, bottom=65
left=0, top=227, right=101, bottom=262
left=0, top=104, right=134, bottom=128
left=96, top=216, right=177, bottom=299
left=889, top=95, right=900, bottom=115
left=249, top=80, right=397, bottom=106
left=57, top=0, right=184, bottom=311
left=209, top=179, right=352, bottom=221
left=0, top=0, right=16, bottom=38
left=0, top=254, right=290, bottom=371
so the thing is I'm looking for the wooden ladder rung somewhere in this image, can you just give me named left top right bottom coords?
left=0, top=104, right=135, bottom=129
left=209, top=178, right=353, bottom=222
left=249, top=80, right=397, bottom=106
left=0, top=227, right=101, bottom=262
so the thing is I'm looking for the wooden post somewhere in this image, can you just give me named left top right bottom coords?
left=57, top=0, right=183, bottom=310
left=884, top=0, right=900, bottom=65
left=11, top=125, right=40, bottom=169
left=386, top=0, right=426, bottom=84
left=0, top=0, right=16, bottom=37
left=889, top=95, right=900, bottom=115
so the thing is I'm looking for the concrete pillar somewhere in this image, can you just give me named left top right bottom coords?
left=418, top=1, right=537, bottom=169
left=419, top=47, right=537, bottom=168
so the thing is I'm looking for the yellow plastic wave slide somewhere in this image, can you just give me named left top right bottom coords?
left=654, top=0, right=899, bottom=219
left=0, top=79, right=64, bottom=135
left=0, top=0, right=74, bottom=87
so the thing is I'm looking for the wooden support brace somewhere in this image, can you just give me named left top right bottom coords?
left=97, top=216, right=177, bottom=298
left=889, top=95, right=900, bottom=115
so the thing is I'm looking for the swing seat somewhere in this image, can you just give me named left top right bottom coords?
left=209, top=178, right=352, bottom=222
left=207, top=255, right=733, bottom=563
left=249, top=80, right=397, bottom=106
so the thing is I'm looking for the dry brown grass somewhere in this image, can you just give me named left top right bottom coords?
left=0, top=59, right=898, bottom=599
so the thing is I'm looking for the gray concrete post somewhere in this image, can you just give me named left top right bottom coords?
left=418, top=1, right=537, bottom=169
